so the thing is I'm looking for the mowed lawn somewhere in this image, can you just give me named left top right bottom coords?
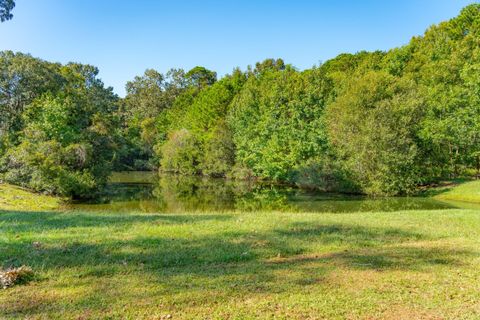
left=435, top=180, right=480, bottom=204
left=0, top=184, right=63, bottom=212
left=1, top=205, right=479, bottom=319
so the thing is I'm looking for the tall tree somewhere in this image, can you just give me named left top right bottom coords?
left=0, top=54, right=118, bottom=198
left=0, top=51, right=64, bottom=148
left=118, top=68, right=188, bottom=170
left=185, top=66, right=217, bottom=88
left=228, top=63, right=329, bottom=183
left=327, top=71, right=425, bottom=195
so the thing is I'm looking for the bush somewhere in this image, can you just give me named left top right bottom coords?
left=160, top=129, right=200, bottom=175
left=291, top=158, right=358, bottom=193
left=201, top=122, right=235, bottom=177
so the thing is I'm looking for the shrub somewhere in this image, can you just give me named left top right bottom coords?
left=160, top=129, right=200, bottom=175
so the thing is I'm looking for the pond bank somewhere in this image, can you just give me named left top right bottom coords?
left=1, top=177, right=480, bottom=213
left=0, top=184, right=63, bottom=211
left=67, top=172, right=477, bottom=213
left=1, top=178, right=479, bottom=318
left=432, top=180, right=480, bottom=204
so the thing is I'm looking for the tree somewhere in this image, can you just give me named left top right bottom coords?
left=228, top=65, right=329, bottom=183
left=0, top=0, right=14, bottom=22
left=407, top=4, right=480, bottom=178
left=0, top=51, right=64, bottom=155
left=326, top=71, right=425, bottom=195
left=0, top=61, right=118, bottom=198
left=160, top=129, right=200, bottom=175
left=123, top=68, right=187, bottom=126
left=157, top=69, right=246, bottom=176
left=185, top=66, right=217, bottom=88
left=252, top=58, right=286, bottom=75
left=119, top=68, right=188, bottom=170
left=201, top=121, right=235, bottom=177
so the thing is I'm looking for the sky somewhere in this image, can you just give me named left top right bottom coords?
left=0, top=0, right=476, bottom=96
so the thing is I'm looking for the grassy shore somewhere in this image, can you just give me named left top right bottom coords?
left=434, top=180, right=480, bottom=204
left=1, top=183, right=480, bottom=319
left=0, top=184, right=62, bottom=212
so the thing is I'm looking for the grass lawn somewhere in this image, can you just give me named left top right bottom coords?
left=434, top=180, right=480, bottom=204
left=0, top=184, right=62, bottom=212
left=1, top=183, right=480, bottom=319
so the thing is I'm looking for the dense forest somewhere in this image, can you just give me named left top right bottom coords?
left=1, top=4, right=480, bottom=198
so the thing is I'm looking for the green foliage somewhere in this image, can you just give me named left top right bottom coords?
left=0, top=54, right=117, bottom=198
left=157, top=70, right=246, bottom=176
left=3, top=4, right=480, bottom=197
left=201, top=121, right=235, bottom=177
left=228, top=66, right=328, bottom=183
left=118, top=68, right=188, bottom=170
left=0, top=51, right=63, bottom=150
left=322, top=4, right=480, bottom=194
left=118, top=66, right=217, bottom=171
left=411, top=6, right=480, bottom=178
left=124, top=68, right=186, bottom=119
left=251, top=58, right=286, bottom=74
left=159, top=129, right=200, bottom=175
left=0, top=0, right=14, bottom=22
left=185, top=66, right=217, bottom=88
left=327, top=72, right=425, bottom=195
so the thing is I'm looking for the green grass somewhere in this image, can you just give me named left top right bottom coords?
left=1, top=208, right=480, bottom=319
left=434, top=180, right=480, bottom=204
left=0, top=184, right=63, bottom=212
left=1, top=183, right=480, bottom=319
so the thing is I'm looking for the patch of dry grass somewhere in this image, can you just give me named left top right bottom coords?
left=0, top=266, right=34, bottom=289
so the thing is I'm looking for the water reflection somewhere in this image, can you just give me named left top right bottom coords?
left=68, top=172, right=471, bottom=213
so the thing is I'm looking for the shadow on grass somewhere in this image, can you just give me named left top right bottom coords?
left=1, top=210, right=477, bottom=316
left=0, top=210, right=233, bottom=232
left=1, top=211, right=472, bottom=272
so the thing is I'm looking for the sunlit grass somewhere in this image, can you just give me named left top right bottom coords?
left=435, top=180, right=480, bottom=204
left=0, top=184, right=63, bottom=212
left=1, top=207, right=480, bottom=319
left=1, top=182, right=479, bottom=318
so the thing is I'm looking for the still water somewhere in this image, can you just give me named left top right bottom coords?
left=67, top=172, right=475, bottom=213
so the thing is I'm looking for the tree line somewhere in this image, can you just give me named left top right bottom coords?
left=1, top=4, right=479, bottom=198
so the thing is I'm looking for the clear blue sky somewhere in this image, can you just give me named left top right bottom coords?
left=0, top=0, right=475, bottom=96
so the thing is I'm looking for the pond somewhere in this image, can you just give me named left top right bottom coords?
left=67, top=171, right=476, bottom=213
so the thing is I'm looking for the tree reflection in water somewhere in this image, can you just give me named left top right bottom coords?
left=67, top=172, right=468, bottom=213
